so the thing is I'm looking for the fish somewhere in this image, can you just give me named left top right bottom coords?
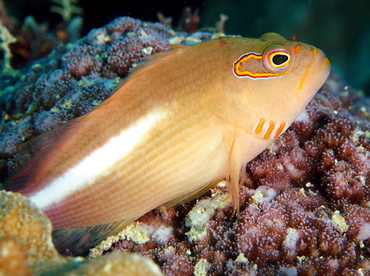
left=5, top=33, right=330, bottom=255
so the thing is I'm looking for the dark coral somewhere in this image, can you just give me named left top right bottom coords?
left=0, top=16, right=222, bottom=181
left=0, top=17, right=177, bottom=181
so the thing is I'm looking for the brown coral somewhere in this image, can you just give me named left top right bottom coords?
left=0, top=191, right=164, bottom=275
left=0, top=237, right=32, bottom=276
left=0, top=191, right=63, bottom=270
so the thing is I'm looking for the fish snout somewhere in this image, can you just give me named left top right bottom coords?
left=311, top=46, right=330, bottom=69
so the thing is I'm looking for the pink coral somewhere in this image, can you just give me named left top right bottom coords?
left=108, top=71, right=370, bottom=275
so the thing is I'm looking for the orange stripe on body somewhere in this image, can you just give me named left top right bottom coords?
left=254, top=118, right=265, bottom=134
left=263, top=121, right=276, bottom=140
left=274, top=122, right=286, bottom=138
left=254, top=119, right=287, bottom=140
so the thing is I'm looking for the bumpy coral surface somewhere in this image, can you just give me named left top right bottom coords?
left=0, top=237, right=33, bottom=276
left=0, top=191, right=163, bottom=275
left=0, top=191, right=63, bottom=271
left=0, top=16, right=178, bottom=181
left=1, top=16, right=370, bottom=275
left=0, top=16, right=217, bottom=180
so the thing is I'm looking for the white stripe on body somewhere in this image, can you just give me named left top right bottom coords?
left=29, top=109, right=168, bottom=210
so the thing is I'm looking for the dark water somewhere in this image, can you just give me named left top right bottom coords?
left=3, top=0, right=370, bottom=94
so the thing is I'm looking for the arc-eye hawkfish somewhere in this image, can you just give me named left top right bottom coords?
left=5, top=33, right=330, bottom=255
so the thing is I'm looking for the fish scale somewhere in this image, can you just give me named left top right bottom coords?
left=5, top=33, right=330, bottom=255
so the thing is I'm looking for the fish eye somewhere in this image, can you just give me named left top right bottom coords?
left=263, top=44, right=291, bottom=74
left=272, top=54, right=289, bottom=66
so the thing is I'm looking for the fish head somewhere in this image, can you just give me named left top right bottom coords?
left=218, top=33, right=330, bottom=140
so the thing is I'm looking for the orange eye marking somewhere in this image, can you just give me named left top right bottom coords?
left=254, top=118, right=265, bottom=134
left=233, top=52, right=282, bottom=79
left=294, top=44, right=301, bottom=53
left=292, top=34, right=297, bottom=42
left=274, top=122, right=286, bottom=138
left=263, top=122, right=276, bottom=140
left=311, top=47, right=318, bottom=55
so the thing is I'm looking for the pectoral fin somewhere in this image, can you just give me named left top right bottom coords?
left=226, top=134, right=247, bottom=214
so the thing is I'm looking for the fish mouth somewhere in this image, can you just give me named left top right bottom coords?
left=292, top=46, right=330, bottom=114
left=311, top=47, right=331, bottom=87
left=299, top=46, right=330, bottom=93
left=311, top=46, right=330, bottom=71
left=323, top=57, right=330, bottom=67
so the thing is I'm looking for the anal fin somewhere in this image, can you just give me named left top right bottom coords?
left=53, top=219, right=132, bottom=256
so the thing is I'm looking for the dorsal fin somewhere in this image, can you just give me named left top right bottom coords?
left=127, top=44, right=189, bottom=78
